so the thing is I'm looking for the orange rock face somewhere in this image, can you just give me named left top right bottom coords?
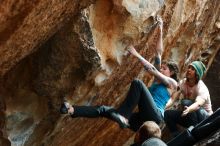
left=0, top=0, right=219, bottom=146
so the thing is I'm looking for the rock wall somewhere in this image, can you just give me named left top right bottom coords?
left=0, top=0, right=219, bottom=146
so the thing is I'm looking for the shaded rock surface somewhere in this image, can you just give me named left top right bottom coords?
left=0, top=0, right=219, bottom=146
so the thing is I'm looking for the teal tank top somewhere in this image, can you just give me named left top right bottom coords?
left=149, top=83, right=170, bottom=116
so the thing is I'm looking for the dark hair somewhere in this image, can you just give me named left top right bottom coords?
left=195, top=74, right=200, bottom=83
left=162, top=60, right=179, bottom=82
left=60, top=103, right=68, bottom=114
left=135, top=121, right=161, bottom=145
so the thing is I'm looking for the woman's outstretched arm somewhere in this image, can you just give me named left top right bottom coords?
left=127, top=45, right=177, bottom=90
left=154, top=16, right=163, bottom=70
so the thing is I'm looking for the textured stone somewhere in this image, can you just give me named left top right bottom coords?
left=0, top=0, right=95, bottom=77
left=0, top=0, right=219, bottom=146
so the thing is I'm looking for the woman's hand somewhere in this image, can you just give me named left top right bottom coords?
left=156, top=15, right=163, bottom=29
left=181, top=99, right=205, bottom=117
left=182, top=106, right=190, bottom=116
left=127, top=45, right=139, bottom=57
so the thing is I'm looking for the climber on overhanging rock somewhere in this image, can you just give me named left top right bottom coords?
left=59, top=16, right=179, bottom=131
left=164, top=60, right=213, bottom=138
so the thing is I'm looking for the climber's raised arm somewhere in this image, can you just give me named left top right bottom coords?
left=154, top=15, right=163, bottom=70
left=127, top=45, right=177, bottom=90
